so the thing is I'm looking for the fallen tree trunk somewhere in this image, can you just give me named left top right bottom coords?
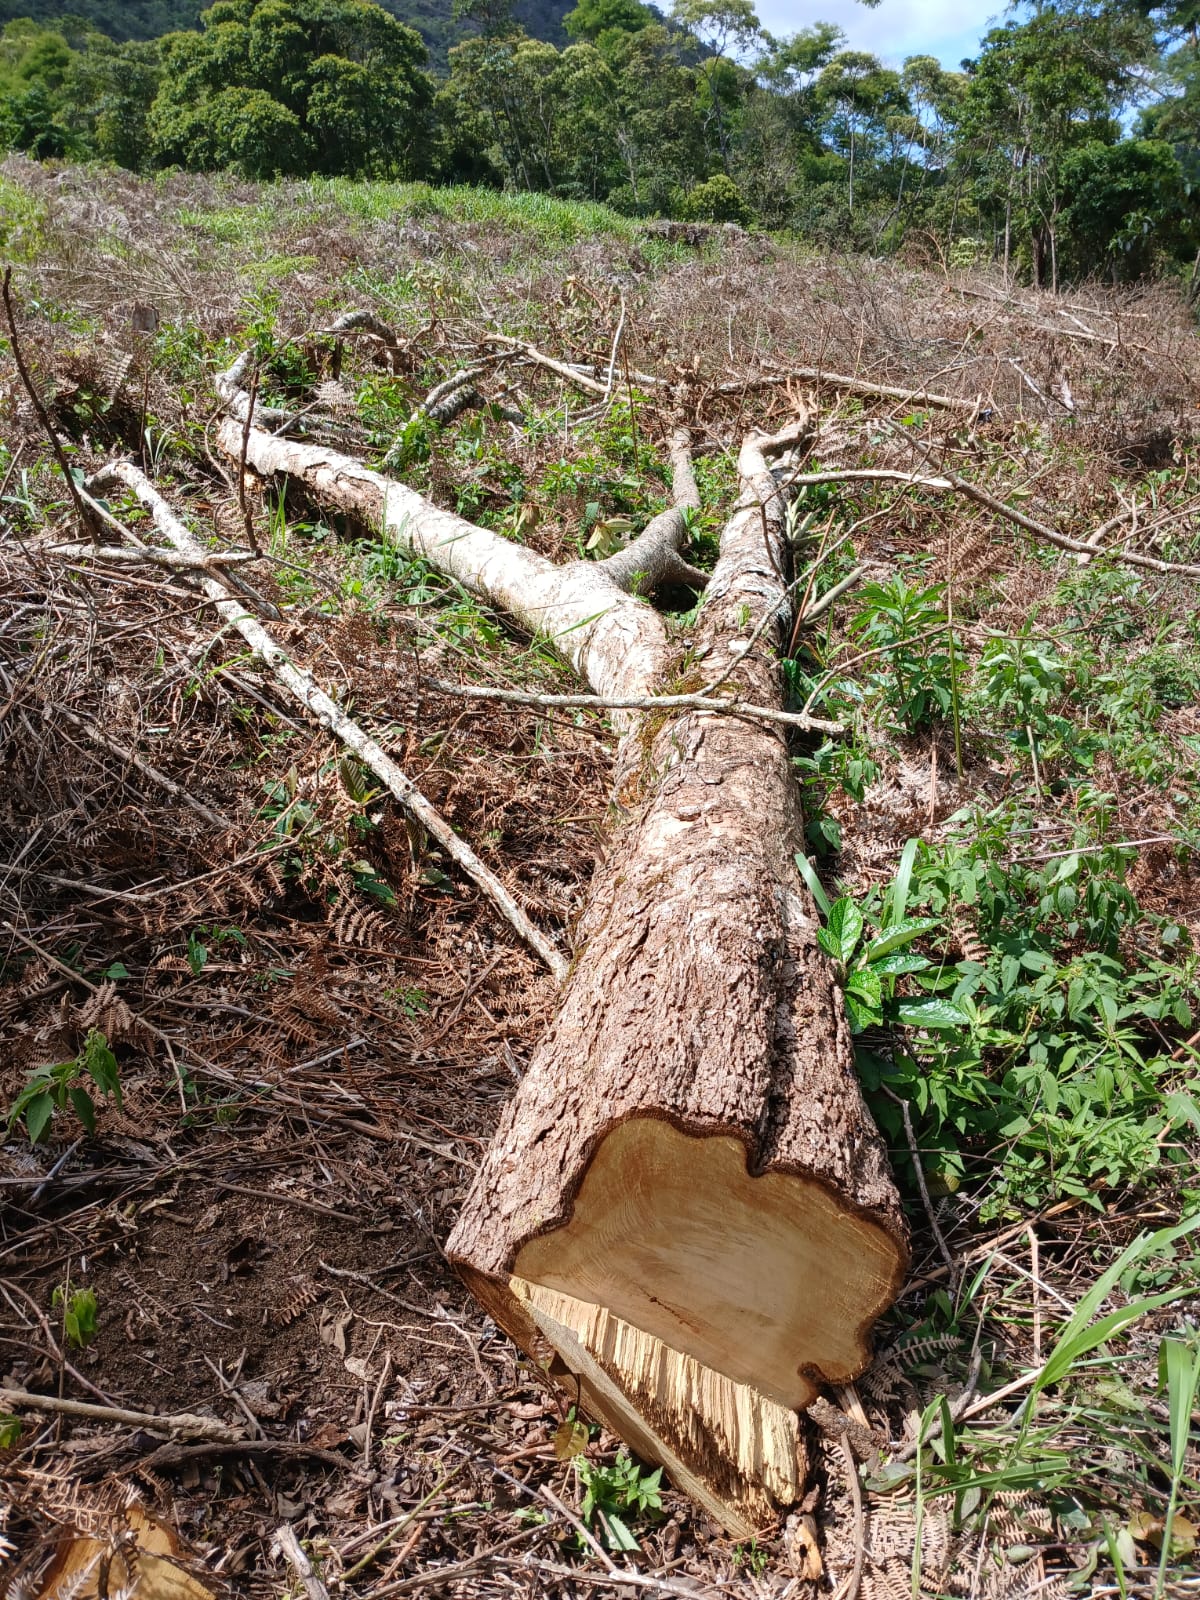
left=213, top=414, right=693, bottom=711
left=215, top=393, right=907, bottom=1536
left=446, top=423, right=908, bottom=1535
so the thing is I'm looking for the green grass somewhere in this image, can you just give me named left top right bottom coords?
left=310, top=178, right=642, bottom=243
left=0, top=172, right=45, bottom=259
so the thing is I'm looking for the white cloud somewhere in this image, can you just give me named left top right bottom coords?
left=753, top=0, right=1004, bottom=68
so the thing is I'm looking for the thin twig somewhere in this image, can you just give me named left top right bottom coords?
left=2, top=267, right=99, bottom=543
left=87, top=461, right=569, bottom=981
left=0, top=1387, right=238, bottom=1440
left=788, top=465, right=1200, bottom=580
left=893, top=1342, right=984, bottom=1461
left=717, top=364, right=981, bottom=415
left=425, top=678, right=843, bottom=736
left=832, top=1438, right=866, bottom=1600
left=273, top=1526, right=330, bottom=1600
left=485, top=332, right=609, bottom=396
left=878, top=1083, right=956, bottom=1276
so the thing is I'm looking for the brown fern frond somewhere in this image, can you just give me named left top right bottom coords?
left=276, top=1282, right=321, bottom=1327
left=950, top=908, right=988, bottom=967
left=330, top=900, right=397, bottom=951
left=75, top=983, right=155, bottom=1053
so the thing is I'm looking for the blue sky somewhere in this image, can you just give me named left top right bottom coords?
left=753, top=0, right=1006, bottom=69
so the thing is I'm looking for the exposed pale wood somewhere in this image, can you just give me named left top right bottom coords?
left=273, top=1526, right=331, bottom=1600
left=515, top=1119, right=899, bottom=1410
left=513, top=1275, right=807, bottom=1539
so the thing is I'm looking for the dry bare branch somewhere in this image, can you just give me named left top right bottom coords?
left=88, top=459, right=570, bottom=981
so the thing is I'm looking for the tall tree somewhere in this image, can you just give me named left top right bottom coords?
left=955, top=7, right=1149, bottom=285
left=815, top=49, right=908, bottom=213
left=149, top=0, right=432, bottom=178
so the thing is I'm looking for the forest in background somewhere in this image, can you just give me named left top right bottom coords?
left=1, top=0, right=1200, bottom=288
left=0, top=0, right=577, bottom=65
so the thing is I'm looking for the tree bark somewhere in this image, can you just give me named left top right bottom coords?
left=216, top=402, right=908, bottom=1538
left=214, top=418, right=689, bottom=712
left=446, top=422, right=908, bottom=1536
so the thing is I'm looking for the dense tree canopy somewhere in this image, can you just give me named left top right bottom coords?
left=146, top=0, right=433, bottom=176
left=3, top=0, right=1200, bottom=285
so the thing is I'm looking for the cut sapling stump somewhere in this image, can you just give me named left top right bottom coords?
left=447, top=419, right=909, bottom=1535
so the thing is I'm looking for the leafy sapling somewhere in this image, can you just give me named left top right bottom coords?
left=798, top=841, right=944, bottom=1032
left=6, top=1029, right=122, bottom=1143
left=576, top=1452, right=664, bottom=1552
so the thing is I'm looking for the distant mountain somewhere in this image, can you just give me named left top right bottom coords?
left=0, top=0, right=576, bottom=66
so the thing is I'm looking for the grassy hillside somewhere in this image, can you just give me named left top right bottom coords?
left=0, top=0, right=575, bottom=63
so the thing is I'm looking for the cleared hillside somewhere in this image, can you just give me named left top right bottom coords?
left=1, top=155, right=1199, bottom=1596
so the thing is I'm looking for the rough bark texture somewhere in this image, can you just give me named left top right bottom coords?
left=217, top=397, right=908, bottom=1534
left=448, top=423, right=904, bottom=1270
left=445, top=426, right=908, bottom=1528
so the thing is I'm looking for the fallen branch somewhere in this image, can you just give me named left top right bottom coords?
left=210, top=360, right=904, bottom=1533
left=788, top=467, right=1200, bottom=580
left=213, top=397, right=683, bottom=708
left=718, top=365, right=982, bottom=416
left=215, top=349, right=300, bottom=430
left=273, top=1526, right=330, bottom=1600
left=317, top=309, right=402, bottom=352
left=595, top=426, right=708, bottom=594
left=88, top=460, right=570, bottom=982
left=484, top=332, right=611, bottom=396
left=43, top=542, right=259, bottom=570
left=426, top=680, right=842, bottom=736
left=0, top=1386, right=240, bottom=1441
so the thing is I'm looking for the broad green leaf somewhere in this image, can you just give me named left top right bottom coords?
left=63, top=1289, right=98, bottom=1349
left=827, top=899, right=864, bottom=966
left=898, top=998, right=966, bottom=1030
left=863, top=918, right=939, bottom=964
left=25, top=1093, right=54, bottom=1144
left=69, top=1087, right=96, bottom=1134
left=869, top=951, right=931, bottom=976
left=83, top=1032, right=121, bottom=1101
left=844, top=992, right=882, bottom=1033
left=604, top=1513, right=640, bottom=1553
left=847, top=968, right=882, bottom=1008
